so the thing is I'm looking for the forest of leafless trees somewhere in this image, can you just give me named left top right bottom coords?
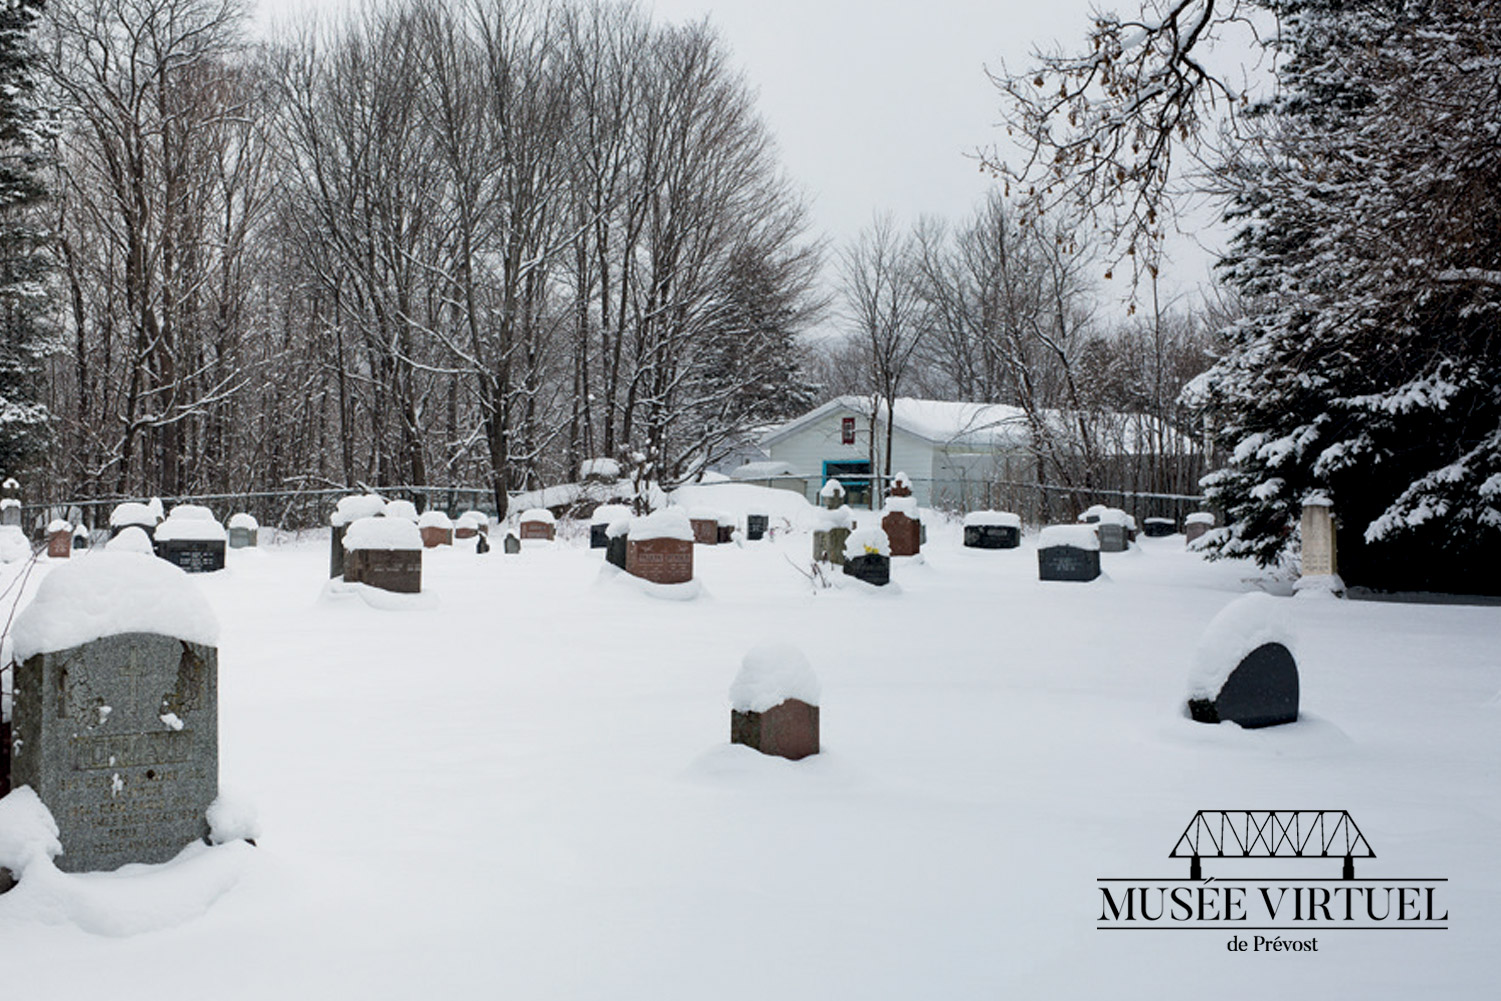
left=25, top=0, right=1219, bottom=520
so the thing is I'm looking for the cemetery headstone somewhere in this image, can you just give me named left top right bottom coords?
left=590, top=504, right=633, bottom=550
left=154, top=506, right=227, bottom=573
left=842, top=526, right=892, bottom=586
left=330, top=494, right=386, bottom=578
left=1143, top=517, right=1176, bottom=538
left=383, top=499, right=420, bottom=523
left=504, top=533, right=521, bottom=555
left=109, top=501, right=159, bottom=542
left=518, top=508, right=556, bottom=542
left=1186, top=593, right=1299, bottom=728
left=475, top=532, right=491, bottom=554
left=728, top=643, right=821, bottom=761
left=605, top=520, right=629, bottom=569
left=962, top=510, right=1021, bottom=549
left=1095, top=508, right=1131, bottom=553
left=1184, top=511, right=1215, bottom=544
left=746, top=514, right=769, bottom=541
left=624, top=509, right=694, bottom=585
left=819, top=478, right=846, bottom=510
left=688, top=508, right=720, bottom=545
left=0, top=498, right=19, bottom=528
left=1037, top=524, right=1102, bottom=582
left=881, top=472, right=921, bottom=557
left=227, top=513, right=259, bottom=549
left=342, top=516, right=423, bottom=593
left=716, top=514, right=736, bottom=545
left=47, top=519, right=72, bottom=559
left=1298, top=497, right=1338, bottom=579
left=71, top=525, right=91, bottom=551
left=455, top=511, right=487, bottom=540
left=7, top=551, right=220, bottom=872
left=812, top=505, right=854, bottom=566
left=1078, top=504, right=1108, bottom=525
left=418, top=510, right=454, bottom=548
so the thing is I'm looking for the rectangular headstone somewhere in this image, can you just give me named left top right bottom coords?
left=882, top=512, right=920, bottom=557
left=843, top=553, right=891, bottom=586
left=156, top=539, right=226, bottom=573
left=344, top=549, right=422, bottom=593
left=9, top=633, right=217, bottom=872
left=1096, top=524, right=1128, bottom=553
left=1038, top=545, right=1101, bottom=582
left=1301, top=503, right=1337, bottom=577
left=589, top=523, right=609, bottom=549
left=228, top=527, right=256, bottom=549
left=626, top=537, right=693, bottom=584
left=963, top=525, right=1020, bottom=549
left=746, top=515, right=768, bottom=541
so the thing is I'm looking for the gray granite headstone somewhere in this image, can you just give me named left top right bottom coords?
left=1187, top=642, right=1299, bottom=729
left=504, top=533, right=521, bottom=555
left=9, top=632, right=218, bottom=872
left=605, top=532, right=627, bottom=569
left=228, top=527, right=256, bottom=549
left=1096, top=523, right=1128, bottom=552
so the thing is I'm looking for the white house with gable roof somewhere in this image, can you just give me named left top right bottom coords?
left=756, top=396, right=1033, bottom=508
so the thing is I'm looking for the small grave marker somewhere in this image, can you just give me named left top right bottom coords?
left=1186, top=594, right=1300, bottom=728
left=1185, top=511, right=1215, bottom=544
left=518, top=508, right=556, bottom=542
left=47, top=519, right=72, bottom=559
left=746, top=514, right=769, bottom=541
left=842, top=525, right=891, bottom=586
left=729, top=643, right=821, bottom=761
left=227, top=513, right=259, bottom=549
left=591, top=504, right=632, bottom=549
left=1143, top=517, right=1176, bottom=538
left=418, top=510, right=454, bottom=548
left=154, top=505, right=227, bottom=573
left=503, top=533, right=521, bottom=554
left=342, top=516, right=423, bottom=593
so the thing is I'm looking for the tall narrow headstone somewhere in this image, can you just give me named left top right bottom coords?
left=1295, top=496, right=1344, bottom=596
left=330, top=494, right=386, bottom=578
left=7, top=551, right=220, bottom=873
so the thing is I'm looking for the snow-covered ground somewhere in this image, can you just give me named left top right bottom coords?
left=1, top=487, right=1497, bottom=999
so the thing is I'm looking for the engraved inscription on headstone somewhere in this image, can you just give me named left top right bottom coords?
left=746, top=515, right=769, bottom=541
left=10, top=633, right=218, bottom=873
left=1038, top=545, right=1101, bottom=582
left=625, top=537, right=693, bottom=584
left=1300, top=502, right=1337, bottom=577
left=157, top=539, right=226, bottom=573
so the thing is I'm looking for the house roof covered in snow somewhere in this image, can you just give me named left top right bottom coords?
left=761, top=396, right=1030, bottom=451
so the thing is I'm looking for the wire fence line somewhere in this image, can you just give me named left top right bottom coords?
left=15, top=474, right=1211, bottom=540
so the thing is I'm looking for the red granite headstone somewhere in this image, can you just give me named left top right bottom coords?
left=625, top=537, right=693, bottom=584
left=455, top=525, right=477, bottom=540
left=690, top=518, right=718, bottom=545
left=47, top=531, right=71, bottom=559
left=731, top=698, right=820, bottom=761
left=420, top=526, right=453, bottom=548
left=519, top=521, right=555, bottom=541
left=344, top=549, right=422, bottom=593
left=882, top=511, right=921, bottom=557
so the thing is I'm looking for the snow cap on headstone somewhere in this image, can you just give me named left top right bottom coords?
left=383, top=500, right=420, bottom=522
left=590, top=503, right=633, bottom=526
left=417, top=509, right=453, bottom=530
left=228, top=512, right=259, bottom=531
left=156, top=510, right=227, bottom=542
left=11, top=550, right=221, bottom=661
left=963, top=510, right=1021, bottom=529
left=1186, top=593, right=1297, bottom=701
left=628, top=507, right=694, bottom=542
left=342, top=515, right=423, bottom=552
left=109, top=501, right=157, bottom=528
left=1037, top=524, right=1101, bottom=550
left=842, top=525, right=891, bottom=559
left=331, top=493, right=385, bottom=526
left=729, top=642, right=822, bottom=712
left=47, top=519, right=71, bottom=534
left=819, top=478, right=845, bottom=499
left=519, top=508, right=556, bottom=525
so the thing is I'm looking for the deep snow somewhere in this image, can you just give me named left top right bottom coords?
left=0, top=486, right=1497, bottom=1000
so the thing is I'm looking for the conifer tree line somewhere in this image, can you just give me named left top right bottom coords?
left=995, top=0, right=1501, bottom=592
left=7, top=0, right=821, bottom=517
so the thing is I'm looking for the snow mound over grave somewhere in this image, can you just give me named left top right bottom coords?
left=1186, top=592, right=1297, bottom=701
left=155, top=513, right=227, bottom=542
left=963, top=510, right=1021, bottom=529
left=417, top=510, right=453, bottom=530
left=342, top=516, right=423, bottom=551
left=11, top=551, right=220, bottom=660
left=628, top=508, right=694, bottom=542
left=0, top=787, right=62, bottom=877
left=729, top=643, right=821, bottom=712
left=843, top=525, right=890, bottom=559
left=331, top=494, right=385, bottom=526
left=0, top=525, right=31, bottom=563
left=1186, top=511, right=1215, bottom=526
left=1038, top=525, right=1100, bottom=550
left=105, top=526, right=155, bottom=555
left=228, top=513, right=259, bottom=531
left=671, top=482, right=818, bottom=531
left=579, top=457, right=621, bottom=480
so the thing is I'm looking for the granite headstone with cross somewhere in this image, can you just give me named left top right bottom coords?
left=6, top=551, right=219, bottom=874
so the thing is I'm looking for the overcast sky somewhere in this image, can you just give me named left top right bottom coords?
left=252, top=0, right=1223, bottom=322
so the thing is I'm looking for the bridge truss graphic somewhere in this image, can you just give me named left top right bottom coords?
left=1170, top=810, right=1375, bottom=879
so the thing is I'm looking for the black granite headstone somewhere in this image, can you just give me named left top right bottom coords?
left=1143, top=518, right=1176, bottom=538
left=589, top=523, right=609, bottom=549
left=156, top=539, right=226, bottom=573
left=746, top=515, right=768, bottom=541
left=1188, top=642, right=1299, bottom=729
left=606, top=533, right=627, bottom=569
left=963, top=525, right=1020, bottom=549
left=476, top=533, right=491, bottom=554
left=843, top=553, right=891, bottom=586
left=1038, top=545, right=1101, bottom=582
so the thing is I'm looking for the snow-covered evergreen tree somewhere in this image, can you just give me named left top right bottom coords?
left=1193, top=0, right=1501, bottom=591
left=0, top=0, right=53, bottom=477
